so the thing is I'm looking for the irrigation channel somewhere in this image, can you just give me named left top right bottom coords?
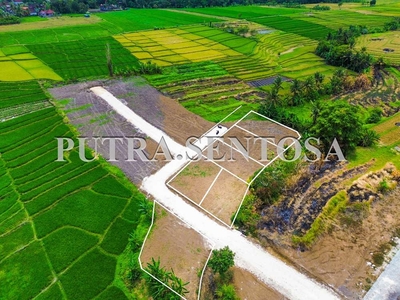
left=91, top=86, right=340, bottom=300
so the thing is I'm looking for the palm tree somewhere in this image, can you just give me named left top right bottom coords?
left=311, top=101, right=323, bottom=125
left=290, top=79, right=303, bottom=106
left=314, top=72, right=325, bottom=92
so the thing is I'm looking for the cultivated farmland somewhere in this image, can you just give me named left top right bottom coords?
left=0, top=85, right=147, bottom=300
left=0, top=45, right=61, bottom=81
left=115, top=26, right=242, bottom=67
left=28, top=37, right=139, bottom=80
left=357, top=31, right=400, bottom=64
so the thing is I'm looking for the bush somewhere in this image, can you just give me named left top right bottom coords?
left=377, top=179, right=391, bottom=194
left=358, top=128, right=380, bottom=147
left=0, top=16, right=20, bottom=25
left=208, top=246, right=235, bottom=276
left=216, top=284, right=239, bottom=300
left=366, top=108, right=383, bottom=124
left=372, top=252, right=384, bottom=266
left=312, top=5, right=331, bottom=10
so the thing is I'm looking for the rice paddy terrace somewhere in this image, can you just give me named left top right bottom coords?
left=0, top=4, right=399, bottom=300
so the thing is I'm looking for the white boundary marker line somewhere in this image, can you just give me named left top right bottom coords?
left=247, top=110, right=301, bottom=139
left=167, top=109, right=301, bottom=228
left=166, top=181, right=233, bottom=228
left=199, top=168, right=223, bottom=206
left=164, top=105, right=244, bottom=189
left=233, top=124, right=284, bottom=150
left=217, top=139, right=265, bottom=167
left=201, top=156, right=249, bottom=185
left=139, top=200, right=215, bottom=300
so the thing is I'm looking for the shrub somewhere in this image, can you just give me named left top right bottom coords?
left=366, top=108, right=382, bottom=124
left=377, top=179, right=391, bottom=193
left=372, top=252, right=384, bottom=266
left=0, top=16, right=20, bottom=25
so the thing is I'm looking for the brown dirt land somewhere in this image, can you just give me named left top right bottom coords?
left=208, top=140, right=263, bottom=181
left=141, top=205, right=212, bottom=300
left=201, top=170, right=248, bottom=225
left=232, top=267, right=286, bottom=300
left=169, top=159, right=221, bottom=205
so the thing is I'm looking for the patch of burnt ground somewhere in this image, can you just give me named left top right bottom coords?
left=258, top=162, right=370, bottom=244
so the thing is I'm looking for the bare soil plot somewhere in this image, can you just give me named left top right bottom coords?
left=201, top=170, right=249, bottom=225
left=234, top=111, right=300, bottom=142
left=232, top=267, right=286, bottom=300
left=205, top=140, right=262, bottom=182
left=140, top=204, right=212, bottom=300
left=224, top=125, right=281, bottom=162
left=169, top=159, right=221, bottom=205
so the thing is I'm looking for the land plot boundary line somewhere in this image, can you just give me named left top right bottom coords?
left=200, top=156, right=249, bottom=185
left=217, top=139, right=265, bottom=167
left=166, top=181, right=233, bottom=227
left=139, top=200, right=215, bottom=300
left=233, top=123, right=284, bottom=150
left=199, top=168, right=223, bottom=206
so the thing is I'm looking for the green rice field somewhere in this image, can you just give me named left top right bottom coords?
left=0, top=84, right=146, bottom=300
left=28, top=37, right=139, bottom=80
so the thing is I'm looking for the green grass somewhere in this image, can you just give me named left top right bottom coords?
left=20, top=17, right=48, bottom=24
left=100, top=217, right=136, bottom=255
left=348, top=112, right=400, bottom=171
left=91, top=175, right=136, bottom=199
left=251, top=15, right=332, bottom=40
left=184, top=25, right=257, bottom=55
left=33, top=190, right=127, bottom=237
left=0, top=81, right=49, bottom=109
left=98, top=9, right=222, bottom=32
left=0, top=241, right=54, bottom=300
left=145, top=61, right=228, bottom=86
left=96, top=286, right=128, bottom=300
left=28, top=36, right=139, bottom=80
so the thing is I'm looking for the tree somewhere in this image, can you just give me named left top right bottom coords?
left=338, top=1, right=343, bottom=9
left=105, top=43, right=113, bottom=77
left=310, top=101, right=364, bottom=155
left=290, top=79, right=303, bottom=106
left=370, top=0, right=376, bottom=6
left=208, top=246, right=235, bottom=276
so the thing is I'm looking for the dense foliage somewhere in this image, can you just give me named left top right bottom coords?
left=0, top=16, right=20, bottom=25
left=310, top=101, right=379, bottom=155
left=316, top=26, right=373, bottom=72
left=50, top=0, right=89, bottom=13
left=208, top=246, right=235, bottom=276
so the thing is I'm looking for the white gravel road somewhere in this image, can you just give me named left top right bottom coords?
left=92, top=86, right=341, bottom=300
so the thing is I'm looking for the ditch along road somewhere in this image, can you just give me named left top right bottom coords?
left=91, top=87, right=340, bottom=300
